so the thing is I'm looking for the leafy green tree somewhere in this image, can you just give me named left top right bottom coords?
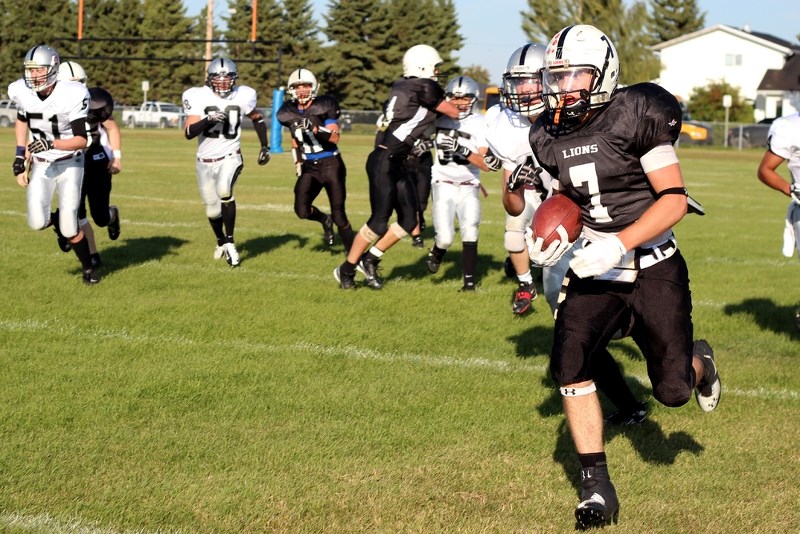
left=648, top=0, right=705, bottom=43
left=687, top=80, right=751, bottom=122
left=224, top=0, right=284, bottom=106
left=422, top=0, right=463, bottom=81
left=280, top=0, right=326, bottom=82
left=461, top=65, right=491, bottom=87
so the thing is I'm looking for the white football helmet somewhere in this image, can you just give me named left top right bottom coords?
left=445, top=76, right=480, bottom=119
left=287, top=68, right=318, bottom=105
left=23, top=45, right=60, bottom=92
left=57, top=61, right=87, bottom=85
left=502, top=43, right=546, bottom=117
left=206, top=57, right=238, bottom=98
left=403, top=44, right=443, bottom=80
left=542, top=25, right=619, bottom=122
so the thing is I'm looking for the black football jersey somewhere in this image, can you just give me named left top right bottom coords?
left=376, top=77, right=445, bottom=153
left=87, top=87, right=114, bottom=146
left=277, top=94, right=341, bottom=155
left=529, top=83, right=682, bottom=232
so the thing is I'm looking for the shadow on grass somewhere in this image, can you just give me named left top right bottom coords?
left=238, top=233, right=309, bottom=260
left=386, top=252, right=497, bottom=284
left=723, top=298, right=799, bottom=339
left=86, top=235, right=188, bottom=275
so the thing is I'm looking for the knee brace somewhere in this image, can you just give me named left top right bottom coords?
left=389, top=222, right=408, bottom=239
left=359, top=224, right=379, bottom=242
left=504, top=230, right=526, bottom=253
left=560, top=383, right=597, bottom=397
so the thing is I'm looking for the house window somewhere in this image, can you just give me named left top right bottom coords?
left=725, top=54, right=742, bottom=66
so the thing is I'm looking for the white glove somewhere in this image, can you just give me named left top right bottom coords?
left=436, top=131, right=470, bottom=156
left=526, top=226, right=572, bottom=267
left=207, top=111, right=227, bottom=123
left=791, top=183, right=800, bottom=202
left=569, top=235, right=627, bottom=278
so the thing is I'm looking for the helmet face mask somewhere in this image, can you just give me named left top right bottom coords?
left=501, top=43, right=546, bottom=117
left=206, top=58, right=238, bottom=98
left=445, top=76, right=479, bottom=119
left=57, top=61, right=87, bottom=86
left=23, top=45, right=60, bottom=92
left=403, top=44, right=443, bottom=80
left=542, top=25, right=619, bottom=123
left=287, top=69, right=318, bottom=105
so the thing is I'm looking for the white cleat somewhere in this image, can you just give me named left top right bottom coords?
left=693, top=339, right=721, bottom=412
left=224, top=242, right=240, bottom=267
left=214, top=245, right=226, bottom=260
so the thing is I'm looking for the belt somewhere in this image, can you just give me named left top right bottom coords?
left=635, top=238, right=677, bottom=269
left=437, top=179, right=478, bottom=187
left=198, top=149, right=241, bottom=163
left=33, top=151, right=81, bottom=164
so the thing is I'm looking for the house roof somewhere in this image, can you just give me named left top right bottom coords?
left=758, top=54, right=800, bottom=91
left=652, top=24, right=799, bottom=54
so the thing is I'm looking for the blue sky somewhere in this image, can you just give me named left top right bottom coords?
left=184, top=0, right=800, bottom=86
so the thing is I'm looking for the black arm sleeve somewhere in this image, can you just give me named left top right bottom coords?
left=252, top=118, right=269, bottom=147
left=69, top=118, right=87, bottom=139
left=185, top=117, right=212, bottom=140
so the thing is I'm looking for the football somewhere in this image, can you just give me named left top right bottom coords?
left=532, top=195, right=583, bottom=248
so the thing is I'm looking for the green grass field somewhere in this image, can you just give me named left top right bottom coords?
left=0, top=128, right=798, bottom=533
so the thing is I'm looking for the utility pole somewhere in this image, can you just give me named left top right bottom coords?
left=205, top=0, right=214, bottom=69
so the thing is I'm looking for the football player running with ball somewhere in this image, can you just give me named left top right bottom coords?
left=182, top=57, right=270, bottom=267
left=277, top=68, right=354, bottom=252
left=9, top=45, right=98, bottom=284
left=527, top=25, right=721, bottom=528
left=426, top=75, right=498, bottom=291
left=334, top=44, right=460, bottom=289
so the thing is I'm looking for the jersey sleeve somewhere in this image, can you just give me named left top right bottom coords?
left=418, top=79, right=445, bottom=110
left=767, top=117, right=795, bottom=161
left=276, top=103, right=295, bottom=126
left=237, top=86, right=257, bottom=115
left=317, top=95, right=341, bottom=124
left=66, top=84, right=90, bottom=124
left=182, top=88, right=201, bottom=116
left=631, top=84, right=682, bottom=156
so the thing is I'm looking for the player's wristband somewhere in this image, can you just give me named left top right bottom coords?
left=112, top=150, right=122, bottom=159
left=16, top=146, right=25, bottom=157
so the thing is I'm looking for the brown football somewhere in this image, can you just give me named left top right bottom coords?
left=532, top=195, right=583, bottom=248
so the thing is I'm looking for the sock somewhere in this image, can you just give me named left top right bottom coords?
left=462, top=241, right=477, bottom=282
left=209, top=216, right=225, bottom=242
left=517, top=271, right=533, bottom=285
left=221, top=200, right=236, bottom=237
left=71, top=235, right=93, bottom=270
left=367, top=247, right=384, bottom=259
left=340, top=260, right=356, bottom=276
left=339, top=224, right=355, bottom=253
left=308, top=206, right=327, bottom=223
left=578, top=452, right=607, bottom=469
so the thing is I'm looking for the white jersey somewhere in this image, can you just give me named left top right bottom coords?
left=432, top=112, right=488, bottom=183
left=182, top=85, right=257, bottom=160
left=8, top=78, right=89, bottom=162
left=767, top=113, right=800, bottom=185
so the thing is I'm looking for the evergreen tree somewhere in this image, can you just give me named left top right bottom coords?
left=461, top=65, right=491, bottom=87
left=648, top=0, right=705, bottom=43
left=224, top=0, right=284, bottom=106
left=280, top=0, right=325, bottom=80
left=425, top=0, right=463, bottom=82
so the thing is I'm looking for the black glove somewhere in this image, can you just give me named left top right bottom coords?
left=207, top=111, right=227, bottom=123
left=12, top=156, right=26, bottom=176
left=257, top=146, right=270, bottom=166
left=410, top=137, right=433, bottom=158
left=507, top=163, right=543, bottom=192
left=483, top=153, right=502, bottom=171
left=28, top=138, right=53, bottom=154
left=792, top=183, right=800, bottom=202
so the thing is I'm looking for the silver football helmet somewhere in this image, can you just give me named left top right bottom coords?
left=206, top=57, right=238, bottom=98
left=287, top=68, right=318, bottom=105
left=403, top=44, right=443, bottom=80
left=445, top=76, right=480, bottom=119
left=57, top=61, right=87, bottom=86
left=502, top=43, right=546, bottom=117
left=542, top=25, right=620, bottom=122
left=23, top=45, right=60, bottom=92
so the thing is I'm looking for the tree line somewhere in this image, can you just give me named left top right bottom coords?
left=0, top=0, right=709, bottom=112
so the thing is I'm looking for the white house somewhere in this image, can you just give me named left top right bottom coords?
left=652, top=24, right=799, bottom=120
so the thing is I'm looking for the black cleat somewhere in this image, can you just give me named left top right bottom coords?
left=333, top=265, right=355, bottom=289
left=360, top=254, right=383, bottom=290
left=411, top=235, right=424, bottom=248
left=511, top=282, right=536, bottom=315
left=51, top=212, right=71, bottom=252
left=108, top=205, right=120, bottom=240
left=82, top=268, right=100, bottom=285
left=460, top=283, right=476, bottom=292
left=693, top=339, right=721, bottom=412
left=427, top=248, right=443, bottom=274
left=604, top=401, right=647, bottom=426
left=575, top=465, right=619, bottom=529
left=322, top=215, right=334, bottom=246
left=90, top=253, right=103, bottom=270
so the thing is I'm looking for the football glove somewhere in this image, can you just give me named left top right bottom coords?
left=12, top=156, right=26, bottom=176
left=27, top=138, right=53, bottom=154
left=207, top=111, right=227, bottom=123
left=507, top=163, right=542, bottom=192
left=257, top=146, right=270, bottom=166
left=526, top=226, right=572, bottom=267
left=483, top=153, right=502, bottom=171
left=410, top=137, right=433, bottom=158
left=791, top=183, right=800, bottom=202
left=290, top=118, right=313, bottom=132
left=569, top=235, right=627, bottom=278
left=437, top=132, right=470, bottom=157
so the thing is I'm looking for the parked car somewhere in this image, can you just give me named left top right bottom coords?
left=679, top=120, right=713, bottom=145
left=0, top=99, right=18, bottom=127
left=122, top=101, right=184, bottom=128
left=727, top=119, right=773, bottom=149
